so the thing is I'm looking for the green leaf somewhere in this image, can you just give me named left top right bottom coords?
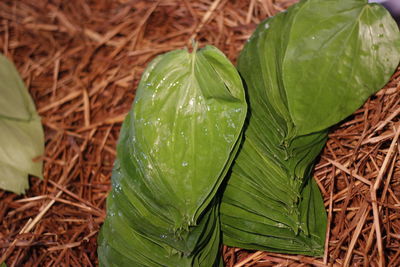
left=98, top=45, right=247, bottom=266
left=221, top=0, right=400, bottom=256
left=0, top=54, right=44, bottom=194
left=284, top=0, right=400, bottom=135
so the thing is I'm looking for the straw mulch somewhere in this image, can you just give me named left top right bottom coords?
left=0, top=0, right=399, bottom=266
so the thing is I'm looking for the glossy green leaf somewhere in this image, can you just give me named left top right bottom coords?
left=98, top=45, right=247, bottom=266
left=0, top=54, right=44, bottom=194
left=284, top=0, right=400, bottom=135
left=221, top=0, right=400, bottom=256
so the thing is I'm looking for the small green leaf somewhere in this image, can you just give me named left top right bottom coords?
left=0, top=54, right=44, bottom=194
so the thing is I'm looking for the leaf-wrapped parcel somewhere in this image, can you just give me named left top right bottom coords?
left=98, top=45, right=247, bottom=266
left=221, top=0, right=400, bottom=256
left=0, top=54, right=44, bottom=194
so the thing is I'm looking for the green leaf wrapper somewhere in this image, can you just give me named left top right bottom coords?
left=98, top=45, right=247, bottom=266
left=221, top=0, right=400, bottom=256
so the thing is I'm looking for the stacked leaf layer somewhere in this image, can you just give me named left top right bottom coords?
left=221, top=0, right=400, bottom=256
left=98, top=45, right=247, bottom=266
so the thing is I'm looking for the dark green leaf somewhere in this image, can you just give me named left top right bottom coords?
left=284, top=0, right=400, bottom=135
left=221, top=0, right=400, bottom=256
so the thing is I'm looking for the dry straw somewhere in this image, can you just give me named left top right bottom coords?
left=0, top=0, right=399, bottom=266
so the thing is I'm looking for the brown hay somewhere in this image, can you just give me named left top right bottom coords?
left=0, top=0, right=399, bottom=266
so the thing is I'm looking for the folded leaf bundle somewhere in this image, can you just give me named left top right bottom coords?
left=98, top=45, right=247, bottom=266
left=221, top=0, right=400, bottom=256
left=0, top=54, right=44, bottom=194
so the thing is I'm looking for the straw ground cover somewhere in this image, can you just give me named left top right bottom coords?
left=0, top=0, right=399, bottom=266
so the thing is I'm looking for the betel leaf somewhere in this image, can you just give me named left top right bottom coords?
left=0, top=54, right=44, bottom=194
left=284, top=0, right=400, bottom=136
left=98, top=45, right=247, bottom=266
left=221, top=0, right=400, bottom=256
